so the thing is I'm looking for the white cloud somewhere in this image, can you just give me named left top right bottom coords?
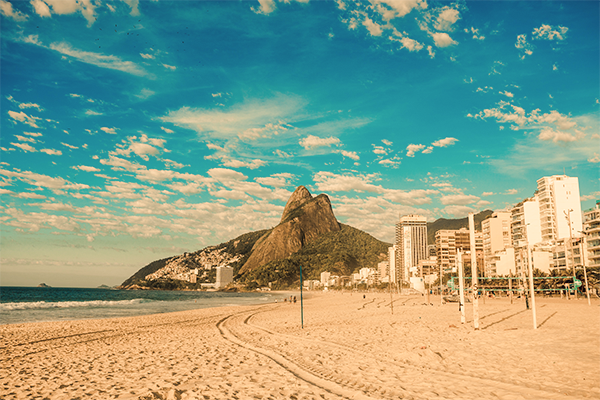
left=431, top=32, right=457, bottom=47
left=0, top=168, right=90, bottom=191
left=21, top=36, right=149, bottom=76
left=299, top=135, right=340, bottom=150
left=434, top=7, right=460, bottom=32
left=440, top=193, right=480, bottom=206
left=432, top=137, right=459, bottom=147
left=372, top=145, right=387, bottom=155
left=313, top=171, right=383, bottom=193
left=538, top=127, right=582, bottom=143
left=256, top=173, right=294, bottom=188
left=162, top=64, right=176, bottom=70
left=588, top=153, right=600, bottom=164
left=505, top=189, right=518, bottom=195
left=0, top=0, right=28, bottom=20
left=101, top=127, right=118, bottom=134
left=532, top=24, right=568, bottom=41
left=8, top=110, right=40, bottom=128
left=378, top=159, right=401, bottom=168
left=406, top=143, right=425, bottom=157
left=40, top=148, right=62, bottom=155
left=500, top=91, right=514, bottom=98
left=135, top=88, right=155, bottom=99
left=515, top=34, right=534, bottom=58
left=363, top=16, right=383, bottom=36
left=30, top=0, right=96, bottom=26
left=85, top=110, right=103, bottom=116
left=140, top=53, right=155, bottom=59
left=581, top=191, right=600, bottom=201
left=337, top=150, right=360, bottom=160
left=62, top=142, right=78, bottom=149
left=11, top=142, right=37, bottom=152
left=15, top=135, right=36, bottom=143
left=161, top=127, right=174, bottom=134
left=23, top=131, right=43, bottom=137
left=252, top=0, right=276, bottom=15
left=381, top=139, right=393, bottom=146
left=72, top=165, right=100, bottom=172
left=442, top=205, right=477, bottom=218
left=273, top=149, right=292, bottom=158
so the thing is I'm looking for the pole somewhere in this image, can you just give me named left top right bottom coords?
left=527, top=245, right=537, bottom=330
left=565, top=209, right=577, bottom=299
left=389, top=280, right=394, bottom=315
left=509, top=277, right=513, bottom=304
left=300, top=264, right=304, bottom=329
left=457, top=249, right=466, bottom=324
left=440, top=261, right=443, bottom=305
left=519, top=248, right=529, bottom=309
left=468, top=213, right=480, bottom=330
left=581, top=236, right=591, bottom=306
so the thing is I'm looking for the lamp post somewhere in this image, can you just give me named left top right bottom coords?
left=578, top=231, right=592, bottom=306
left=564, top=209, right=577, bottom=299
left=527, top=244, right=537, bottom=329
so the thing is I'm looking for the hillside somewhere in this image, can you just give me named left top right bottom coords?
left=426, top=210, right=493, bottom=245
left=241, top=224, right=391, bottom=288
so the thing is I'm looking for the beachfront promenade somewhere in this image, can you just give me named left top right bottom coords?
left=1, top=292, right=599, bottom=400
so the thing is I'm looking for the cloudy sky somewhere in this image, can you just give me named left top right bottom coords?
left=1, top=0, right=598, bottom=287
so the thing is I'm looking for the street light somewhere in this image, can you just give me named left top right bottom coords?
left=578, top=230, right=592, bottom=306
left=564, top=209, right=577, bottom=299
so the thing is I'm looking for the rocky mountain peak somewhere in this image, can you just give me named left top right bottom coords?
left=239, top=186, right=340, bottom=275
left=281, top=185, right=312, bottom=223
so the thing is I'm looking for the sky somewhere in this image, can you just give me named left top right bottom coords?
left=1, top=0, right=599, bottom=287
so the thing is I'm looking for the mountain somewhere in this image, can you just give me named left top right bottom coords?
left=119, top=186, right=389, bottom=290
left=426, top=210, right=494, bottom=245
left=238, top=186, right=341, bottom=275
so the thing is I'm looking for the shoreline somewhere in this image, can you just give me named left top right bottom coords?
left=1, top=292, right=598, bottom=399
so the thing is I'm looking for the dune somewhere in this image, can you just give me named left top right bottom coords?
left=1, top=292, right=598, bottom=399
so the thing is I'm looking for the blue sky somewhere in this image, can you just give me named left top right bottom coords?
left=1, top=0, right=598, bottom=287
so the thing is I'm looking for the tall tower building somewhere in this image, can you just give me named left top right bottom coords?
left=583, top=201, right=600, bottom=268
left=395, top=215, right=428, bottom=283
left=537, top=175, right=582, bottom=241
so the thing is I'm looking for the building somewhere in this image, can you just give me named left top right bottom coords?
left=215, top=266, right=233, bottom=289
left=378, top=260, right=390, bottom=280
left=487, top=247, right=515, bottom=276
left=395, top=215, right=428, bottom=284
left=482, top=211, right=512, bottom=276
left=511, top=197, right=543, bottom=274
left=320, top=271, right=331, bottom=287
left=435, top=228, right=482, bottom=275
left=583, top=201, right=600, bottom=268
left=388, top=245, right=397, bottom=284
left=537, top=175, right=583, bottom=242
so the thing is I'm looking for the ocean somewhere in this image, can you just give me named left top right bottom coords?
left=0, top=287, right=287, bottom=325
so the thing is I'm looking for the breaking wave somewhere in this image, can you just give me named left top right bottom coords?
left=0, top=299, right=150, bottom=311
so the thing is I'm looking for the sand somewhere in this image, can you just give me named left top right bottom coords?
left=1, top=292, right=599, bottom=400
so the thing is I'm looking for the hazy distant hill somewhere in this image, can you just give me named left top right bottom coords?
left=426, top=210, right=493, bottom=245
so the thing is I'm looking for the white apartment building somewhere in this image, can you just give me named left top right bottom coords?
left=583, top=201, right=600, bottom=268
left=320, top=271, right=331, bottom=286
left=395, top=215, right=428, bottom=284
left=482, top=211, right=512, bottom=276
left=215, top=266, right=233, bottom=289
left=537, top=175, right=583, bottom=242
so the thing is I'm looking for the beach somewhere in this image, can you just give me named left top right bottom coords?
left=1, top=292, right=599, bottom=400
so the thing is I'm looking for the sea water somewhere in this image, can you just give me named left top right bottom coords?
left=0, top=287, right=285, bottom=325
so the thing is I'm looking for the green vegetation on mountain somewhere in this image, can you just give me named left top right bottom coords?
left=427, top=210, right=493, bottom=245
left=241, top=224, right=390, bottom=288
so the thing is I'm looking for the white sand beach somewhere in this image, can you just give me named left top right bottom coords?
left=1, top=292, right=599, bottom=400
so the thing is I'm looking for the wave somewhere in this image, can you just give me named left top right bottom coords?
left=0, top=299, right=151, bottom=311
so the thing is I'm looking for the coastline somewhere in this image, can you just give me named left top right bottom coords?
left=1, top=292, right=598, bottom=399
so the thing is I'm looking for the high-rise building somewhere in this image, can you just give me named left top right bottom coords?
left=537, top=175, right=583, bottom=242
left=395, top=215, right=427, bottom=284
left=435, top=228, right=483, bottom=275
left=511, top=197, right=543, bottom=274
left=215, top=266, right=233, bottom=289
left=482, top=211, right=512, bottom=276
left=583, top=201, right=599, bottom=268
